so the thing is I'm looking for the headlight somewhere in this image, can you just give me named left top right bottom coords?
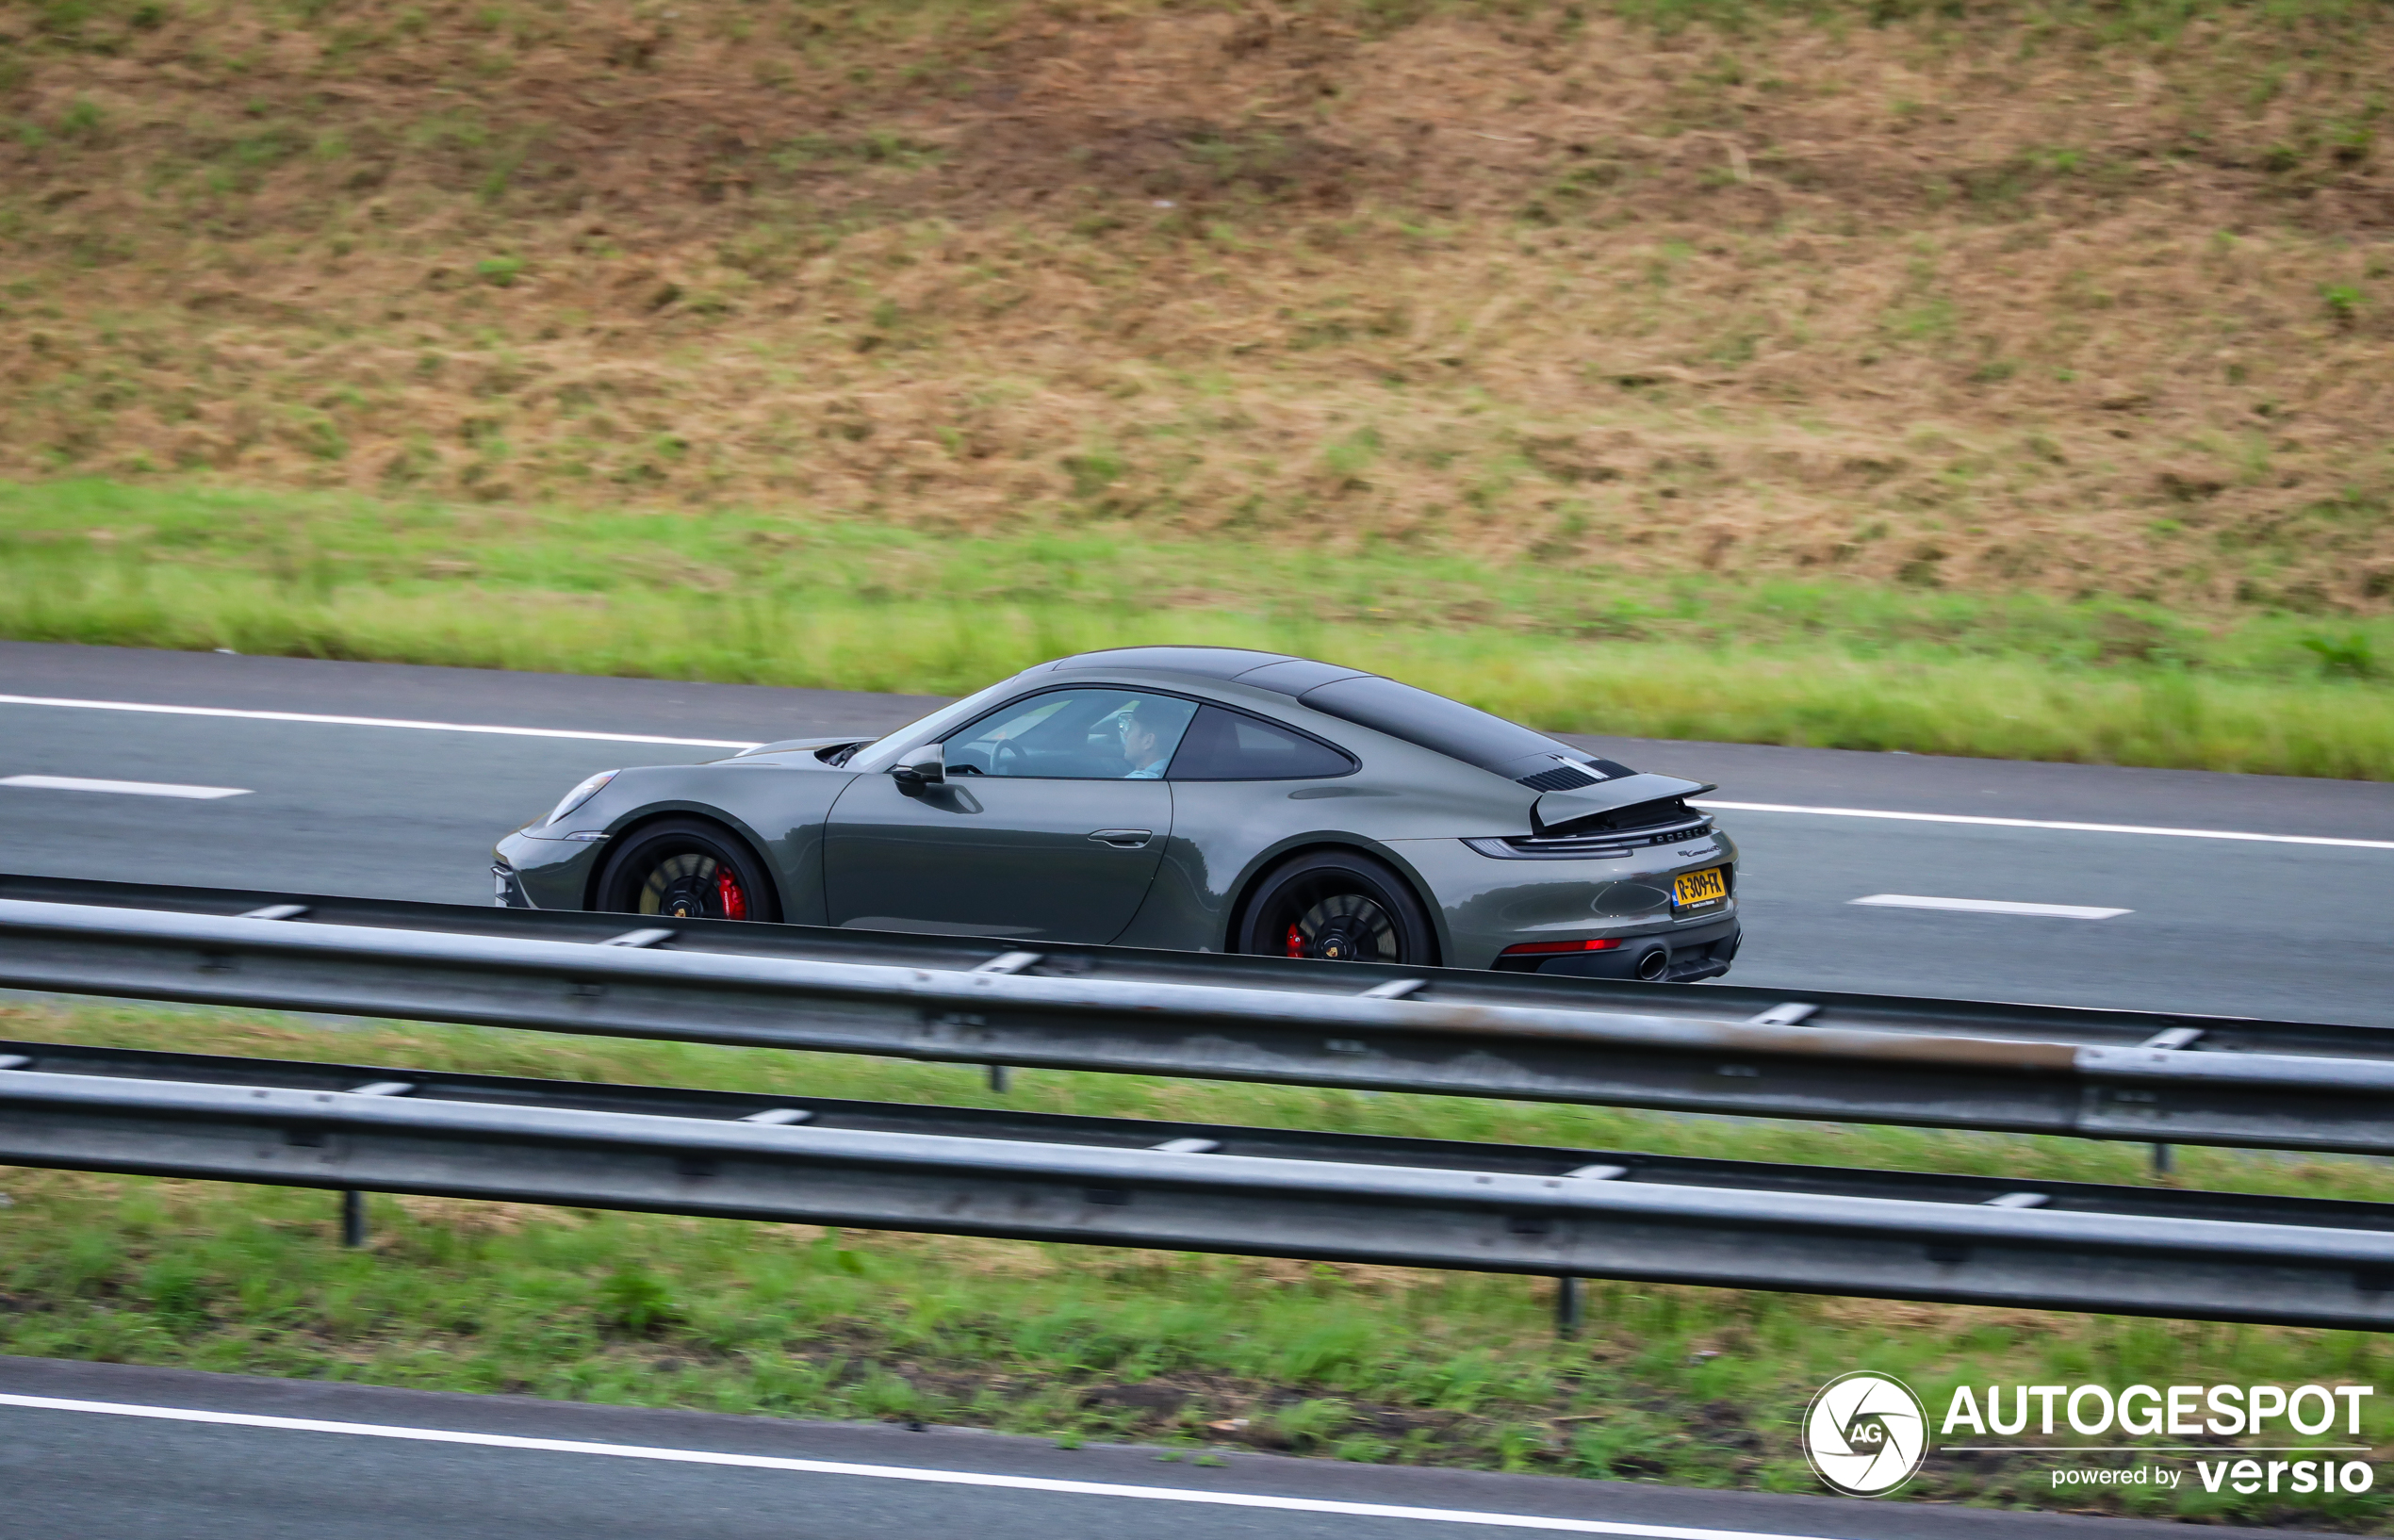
left=545, top=770, right=618, bottom=827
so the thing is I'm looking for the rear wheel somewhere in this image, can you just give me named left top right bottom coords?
left=1235, top=851, right=1437, bottom=967
left=596, top=818, right=780, bottom=923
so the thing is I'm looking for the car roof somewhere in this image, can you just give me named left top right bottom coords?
left=1039, top=647, right=1634, bottom=788
left=1041, top=647, right=1369, bottom=696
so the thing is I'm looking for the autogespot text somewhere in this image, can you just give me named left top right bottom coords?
left=1940, top=1383, right=2378, bottom=1499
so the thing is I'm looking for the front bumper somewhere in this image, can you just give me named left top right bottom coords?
left=494, top=828, right=609, bottom=911
left=1496, top=915, right=1742, bottom=983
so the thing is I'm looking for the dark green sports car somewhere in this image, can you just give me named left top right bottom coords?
left=494, top=647, right=1741, bottom=980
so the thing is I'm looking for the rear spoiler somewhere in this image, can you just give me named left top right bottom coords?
left=1531, top=773, right=1716, bottom=837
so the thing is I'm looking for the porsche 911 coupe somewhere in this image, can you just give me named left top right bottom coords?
left=493, top=647, right=1741, bottom=981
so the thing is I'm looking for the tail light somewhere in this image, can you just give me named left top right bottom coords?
left=1498, top=937, right=1623, bottom=958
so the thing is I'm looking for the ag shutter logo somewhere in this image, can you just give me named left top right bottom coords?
left=1806, top=1372, right=1929, bottom=1496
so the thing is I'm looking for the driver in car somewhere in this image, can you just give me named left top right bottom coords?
left=1120, top=706, right=1174, bottom=778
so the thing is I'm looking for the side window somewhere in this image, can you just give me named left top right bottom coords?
left=943, top=690, right=1199, bottom=780
left=1166, top=705, right=1357, bottom=781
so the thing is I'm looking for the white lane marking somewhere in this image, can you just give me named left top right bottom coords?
left=1851, top=893, right=2130, bottom=920
left=10, top=696, right=2371, bottom=854
left=0, top=696, right=762, bottom=751
left=0, top=1393, right=1845, bottom=1540
left=1696, top=799, right=2394, bottom=852
left=0, top=774, right=251, bottom=800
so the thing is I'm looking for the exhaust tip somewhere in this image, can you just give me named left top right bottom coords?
left=1633, top=946, right=1670, bottom=982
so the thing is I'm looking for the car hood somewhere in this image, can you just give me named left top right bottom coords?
left=729, top=735, right=869, bottom=762
left=1531, top=773, right=1715, bottom=836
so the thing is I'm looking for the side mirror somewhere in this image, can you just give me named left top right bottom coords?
left=891, top=743, right=945, bottom=792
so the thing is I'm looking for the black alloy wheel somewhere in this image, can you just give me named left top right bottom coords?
left=596, top=818, right=781, bottom=924
left=1236, top=851, right=1437, bottom=966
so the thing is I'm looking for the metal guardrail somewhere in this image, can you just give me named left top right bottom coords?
left=5, top=1040, right=2394, bottom=1328
left=2, top=875, right=2391, bottom=1155
left=1, top=876, right=2389, bottom=1155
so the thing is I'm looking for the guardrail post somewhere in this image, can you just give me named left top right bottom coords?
left=1554, top=1275, right=1582, bottom=1337
left=987, top=1064, right=1011, bottom=1093
left=2152, top=1142, right=2174, bottom=1175
left=336, top=1079, right=414, bottom=1245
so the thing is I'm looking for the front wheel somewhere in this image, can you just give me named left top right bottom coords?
left=595, top=818, right=781, bottom=923
left=1234, top=851, right=1438, bottom=966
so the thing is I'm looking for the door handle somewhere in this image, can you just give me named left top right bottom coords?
left=1088, top=829, right=1153, bottom=849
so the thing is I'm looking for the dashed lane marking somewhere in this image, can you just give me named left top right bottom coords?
left=0, top=774, right=251, bottom=800
left=1849, top=893, right=2130, bottom=920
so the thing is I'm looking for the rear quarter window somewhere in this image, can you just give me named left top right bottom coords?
left=1295, top=675, right=1578, bottom=778
left=1167, top=705, right=1356, bottom=780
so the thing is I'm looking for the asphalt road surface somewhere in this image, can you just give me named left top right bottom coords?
left=4, top=640, right=2391, bottom=1025
left=0, top=1357, right=2292, bottom=1540
left=13, top=636, right=2394, bottom=1024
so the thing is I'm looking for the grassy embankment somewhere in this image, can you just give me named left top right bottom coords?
left=3, top=0, right=2393, bottom=771
left=5, top=999, right=2393, bottom=1527
left=9, top=477, right=2394, bottom=776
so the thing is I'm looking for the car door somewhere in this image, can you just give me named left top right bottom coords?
left=821, top=687, right=1198, bottom=942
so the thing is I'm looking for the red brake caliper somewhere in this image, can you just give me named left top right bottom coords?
left=1285, top=922, right=1304, bottom=958
left=715, top=869, right=749, bottom=921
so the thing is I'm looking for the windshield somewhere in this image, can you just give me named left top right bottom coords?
left=844, top=677, right=1025, bottom=772
left=946, top=689, right=1200, bottom=778
left=1296, top=675, right=1586, bottom=778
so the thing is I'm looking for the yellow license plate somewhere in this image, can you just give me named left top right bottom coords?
left=1673, top=867, right=1728, bottom=908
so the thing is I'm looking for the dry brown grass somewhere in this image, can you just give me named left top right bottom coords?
left=3, top=0, right=2391, bottom=611
left=389, top=1195, right=590, bottom=1233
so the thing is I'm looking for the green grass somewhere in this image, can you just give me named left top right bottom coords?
left=5, top=1000, right=2394, bottom=1526
left=6, top=478, right=2394, bottom=779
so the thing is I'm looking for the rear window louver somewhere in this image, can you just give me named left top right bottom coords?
left=1517, top=763, right=1603, bottom=793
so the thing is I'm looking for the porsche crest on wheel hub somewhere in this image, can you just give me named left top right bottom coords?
left=1284, top=893, right=1397, bottom=962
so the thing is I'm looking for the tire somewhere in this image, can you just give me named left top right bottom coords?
left=1234, top=850, right=1438, bottom=967
left=595, top=817, right=781, bottom=924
